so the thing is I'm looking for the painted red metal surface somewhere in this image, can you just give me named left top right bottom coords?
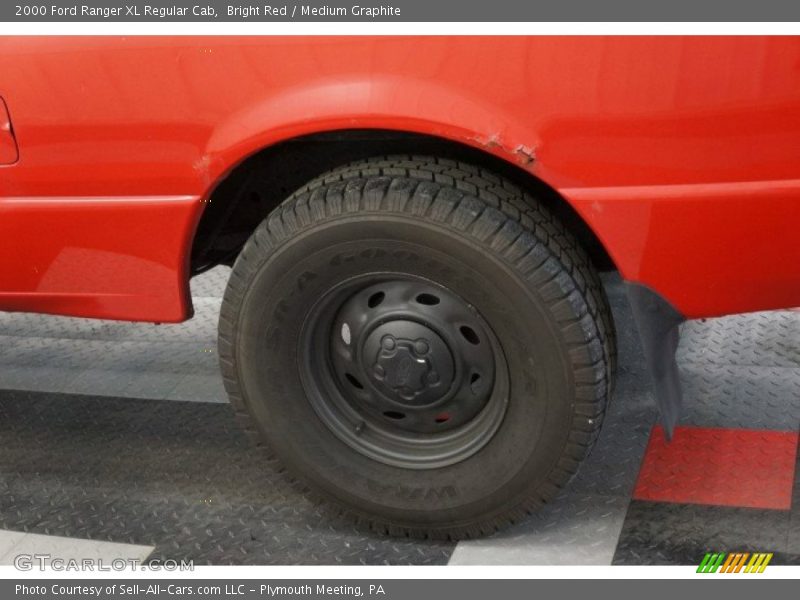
left=634, top=426, right=798, bottom=511
left=0, top=97, right=18, bottom=164
left=0, top=196, right=198, bottom=321
left=0, top=36, right=799, bottom=321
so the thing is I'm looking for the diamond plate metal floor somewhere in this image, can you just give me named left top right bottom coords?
left=0, top=389, right=453, bottom=565
left=0, top=269, right=229, bottom=403
left=0, top=268, right=798, bottom=565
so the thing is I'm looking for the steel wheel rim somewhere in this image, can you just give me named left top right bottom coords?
left=298, top=273, right=509, bottom=470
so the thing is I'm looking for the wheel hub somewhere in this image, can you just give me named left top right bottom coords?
left=365, top=322, right=455, bottom=407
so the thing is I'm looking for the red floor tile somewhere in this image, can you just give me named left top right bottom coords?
left=633, top=426, right=799, bottom=510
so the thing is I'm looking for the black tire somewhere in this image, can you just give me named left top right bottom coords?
left=218, top=156, right=615, bottom=539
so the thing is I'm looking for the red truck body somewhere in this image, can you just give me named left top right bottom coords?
left=1, top=36, right=799, bottom=321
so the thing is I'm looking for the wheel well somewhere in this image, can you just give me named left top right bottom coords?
left=190, top=130, right=615, bottom=274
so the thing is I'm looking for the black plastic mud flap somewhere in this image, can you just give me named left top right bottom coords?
left=624, top=283, right=686, bottom=438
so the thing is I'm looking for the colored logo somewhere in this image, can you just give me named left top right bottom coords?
left=697, top=552, right=773, bottom=573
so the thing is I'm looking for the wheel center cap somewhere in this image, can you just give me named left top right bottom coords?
left=363, top=321, right=455, bottom=407
left=376, top=336, right=433, bottom=395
